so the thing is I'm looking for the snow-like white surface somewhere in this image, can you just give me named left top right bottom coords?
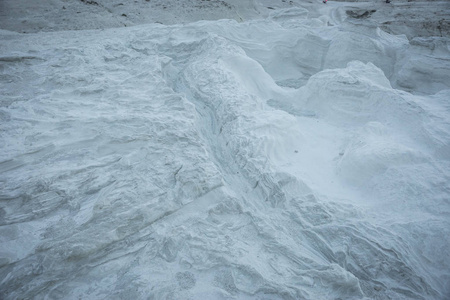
left=1, top=0, right=450, bottom=299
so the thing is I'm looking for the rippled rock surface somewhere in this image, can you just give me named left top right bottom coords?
left=1, top=1, right=449, bottom=299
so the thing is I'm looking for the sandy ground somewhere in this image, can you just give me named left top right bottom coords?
left=0, top=0, right=449, bottom=38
